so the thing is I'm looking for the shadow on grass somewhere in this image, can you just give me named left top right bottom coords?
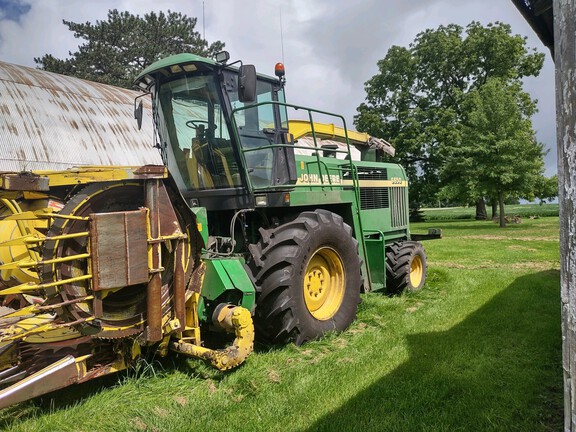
left=310, top=270, right=563, bottom=432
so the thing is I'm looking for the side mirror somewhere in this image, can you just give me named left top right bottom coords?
left=134, top=99, right=144, bottom=130
left=238, top=64, right=257, bottom=103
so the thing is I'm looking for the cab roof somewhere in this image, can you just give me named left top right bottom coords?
left=134, top=52, right=279, bottom=92
left=134, top=53, right=218, bottom=91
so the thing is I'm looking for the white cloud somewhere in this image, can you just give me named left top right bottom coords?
left=0, top=0, right=557, bottom=175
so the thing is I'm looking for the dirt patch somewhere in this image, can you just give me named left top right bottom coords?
left=507, top=245, right=538, bottom=252
left=463, top=235, right=558, bottom=242
left=132, top=418, right=148, bottom=431
left=333, top=338, right=348, bottom=348
left=173, top=395, right=188, bottom=406
left=267, top=369, right=281, bottom=383
left=153, top=407, right=169, bottom=418
left=430, top=260, right=559, bottom=271
left=207, top=380, right=218, bottom=394
left=406, top=302, right=424, bottom=313
left=509, top=261, right=560, bottom=270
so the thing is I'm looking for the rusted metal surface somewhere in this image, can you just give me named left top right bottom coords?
left=0, top=355, right=79, bottom=409
left=89, top=210, right=149, bottom=291
left=174, top=240, right=185, bottom=331
left=145, top=180, right=163, bottom=343
left=0, top=172, right=49, bottom=191
left=0, top=61, right=161, bottom=172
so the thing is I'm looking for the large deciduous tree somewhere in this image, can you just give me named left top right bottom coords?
left=444, top=78, right=545, bottom=227
left=354, top=22, right=546, bottom=216
left=35, top=9, right=225, bottom=88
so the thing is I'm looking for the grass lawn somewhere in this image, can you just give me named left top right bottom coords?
left=0, top=218, right=562, bottom=432
left=423, top=203, right=559, bottom=220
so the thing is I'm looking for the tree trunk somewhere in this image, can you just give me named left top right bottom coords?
left=498, top=191, right=506, bottom=228
left=475, top=198, right=488, bottom=220
left=555, top=0, right=576, bottom=429
left=491, top=200, right=498, bottom=220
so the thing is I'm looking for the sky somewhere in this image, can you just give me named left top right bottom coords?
left=0, top=0, right=557, bottom=176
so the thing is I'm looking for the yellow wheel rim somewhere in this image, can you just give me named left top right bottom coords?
left=303, top=247, right=345, bottom=320
left=409, top=255, right=424, bottom=288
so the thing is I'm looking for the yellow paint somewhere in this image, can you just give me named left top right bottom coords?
left=289, top=120, right=371, bottom=145
left=23, top=327, right=82, bottom=343
left=0, top=313, right=81, bottom=343
left=22, top=192, right=49, bottom=200
left=31, top=166, right=167, bottom=188
left=0, top=274, right=93, bottom=296
left=131, top=340, right=141, bottom=360
left=303, top=247, right=345, bottom=320
left=410, top=255, right=424, bottom=288
left=341, top=179, right=408, bottom=188
left=0, top=198, right=46, bottom=285
left=171, top=305, right=254, bottom=371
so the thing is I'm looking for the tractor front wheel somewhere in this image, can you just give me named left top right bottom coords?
left=385, top=241, right=427, bottom=294
left=249, top=210, right=361, bottom=345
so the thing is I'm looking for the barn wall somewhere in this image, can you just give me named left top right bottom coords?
left=554, top=0, right=576, bottom=429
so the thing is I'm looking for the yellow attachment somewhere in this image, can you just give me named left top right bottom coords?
left=288, top=120, right=371, bottom=145
left=0, top=199, right=48, bottom=285
left=170, top=305, right=254, bottom=371
left=0, top=274, right=92, bottom=296
left=303, top=247, right=345, bottom=320
left=32, top=166, right=167, bottom=188
left=410, top=254, right=424, bottom=288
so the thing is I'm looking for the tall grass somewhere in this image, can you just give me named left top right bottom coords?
left=0, top=218, right=562, bottom=432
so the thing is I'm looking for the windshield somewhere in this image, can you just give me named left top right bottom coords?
left=157, top=74, right=242, bottom=190
left=225, top=71, right=288, bottom=188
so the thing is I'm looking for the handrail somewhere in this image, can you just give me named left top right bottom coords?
left=230, top=101, right=360, bottom=195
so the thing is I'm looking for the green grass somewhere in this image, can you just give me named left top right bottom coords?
left=423, top=203, right=559, bottom=220
left=0, top=218, right=562, bottom=432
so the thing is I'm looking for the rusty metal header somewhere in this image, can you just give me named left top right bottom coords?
left=0, top=61, right=162, bottom=172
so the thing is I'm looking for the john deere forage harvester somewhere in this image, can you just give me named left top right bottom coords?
left=0, top=52, right=431, bottom=408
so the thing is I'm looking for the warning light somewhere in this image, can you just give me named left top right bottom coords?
left=275, top=63, right=285, bottom=78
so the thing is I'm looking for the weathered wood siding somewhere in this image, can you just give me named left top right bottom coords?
left=555, top=0, right=576, bottom=429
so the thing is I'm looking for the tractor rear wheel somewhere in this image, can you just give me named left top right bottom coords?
left=249, top=210, right=361, bottom=345
left=385, top=241, right=427, bottom=294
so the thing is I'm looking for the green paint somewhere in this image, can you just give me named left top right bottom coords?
left=190, top=206, right=208, bottom=246
left=200, top=258, right=256, bottom=312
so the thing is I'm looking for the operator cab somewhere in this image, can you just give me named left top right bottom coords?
left=135, top=52, right=296, bottom=211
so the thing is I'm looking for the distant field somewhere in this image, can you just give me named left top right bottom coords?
left=423, top=203, right=559, bottom=220
left=0, top=217, right=562, bottom=432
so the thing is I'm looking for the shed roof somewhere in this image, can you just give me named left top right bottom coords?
left=0, top=61, right=161, bottom=173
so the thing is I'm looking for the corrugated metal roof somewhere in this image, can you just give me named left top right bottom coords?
left=0, top=61, right=162, bottom=172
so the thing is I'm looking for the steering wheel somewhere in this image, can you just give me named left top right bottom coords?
left=186, top=120, right=210, bottom=129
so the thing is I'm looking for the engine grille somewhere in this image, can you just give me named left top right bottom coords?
left=358, top=168, right=388, bottom=210
left=360, top=188, right=389, bottom=210
left=390, top=186, right=408, bottom=227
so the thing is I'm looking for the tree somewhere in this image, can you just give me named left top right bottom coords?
left=354, top=22, right=545, bottom=209
left=35, top=9, right=225, bottom=88
left=530, top=174, right=558, bottom=204
left=443, top=78, right=545, bottom=227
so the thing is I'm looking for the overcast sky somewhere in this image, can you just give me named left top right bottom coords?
left=0, top=0, right=557, bottom=176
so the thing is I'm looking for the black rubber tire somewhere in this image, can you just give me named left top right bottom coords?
left=385, top=241, right=427, bottom=294
left=249, top=210, right=362, bottom=345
